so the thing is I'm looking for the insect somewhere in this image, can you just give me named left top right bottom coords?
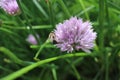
left=48, top=32, right=58, bottom=44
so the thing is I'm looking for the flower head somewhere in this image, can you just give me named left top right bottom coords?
left=0, top=0, right=20, bottom=15
left=53, top=17, right=97, bottom=53
left=26, top=34, right=39, bottom=45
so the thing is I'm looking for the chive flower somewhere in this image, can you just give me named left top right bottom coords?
left=26, top=34, right=39, bottom=45
left=0, top=0, right=20, bottom=15
left=53, top=17, right=97, bottom=53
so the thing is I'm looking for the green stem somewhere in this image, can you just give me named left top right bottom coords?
left=105, top=0, right=110, bottom=24
left=3, top=25, right=52, bottom=30
left=99, top=0, right=105, bottom=51
left=105, top=0, right=109, bottom=80
left=51, top=64, right=57, bottom=80
left=77, top=5, right=95, bottom=17
left=33, top=0, right=48, bottom=18
left=0, top=47, right=32, bottom=66
left=93, top=66, right=104, bottom=80
left=107, top=1, right=120, bottom=11
left=17, top=0, right=40, bottom=44
left=99, top=0, right=108, bottom=80
left=0, top=66, right=12, bottom=72
left=105, top=52, right=109, bottom=80
left=78, top=0, right=89, bottom=20
left=47, top=0, right=55, bottom=27
left=66, top=59, right=81, bottom=80
left=34, top=40, right=49, bottom=61
left=57, top=0, right=71, bottom=18
left=1, top=53, right=89, bottom=80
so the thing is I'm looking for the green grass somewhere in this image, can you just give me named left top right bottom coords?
left=0, top=0, right=120, bottom=80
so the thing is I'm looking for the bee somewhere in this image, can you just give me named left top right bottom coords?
left=48, top=32, right=58, bottom=44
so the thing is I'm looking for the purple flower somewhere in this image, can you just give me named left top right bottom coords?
left=53, top=17, right=97, bottom=53
left=26, top=34, right=39, bottom=45
left=0, top=0, right=20, bottom=15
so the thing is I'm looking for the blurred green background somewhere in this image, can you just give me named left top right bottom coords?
left=0, top=0, right=120, bottom=80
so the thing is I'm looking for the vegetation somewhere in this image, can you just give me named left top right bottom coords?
left=0, top=0, right=120, bottom=80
